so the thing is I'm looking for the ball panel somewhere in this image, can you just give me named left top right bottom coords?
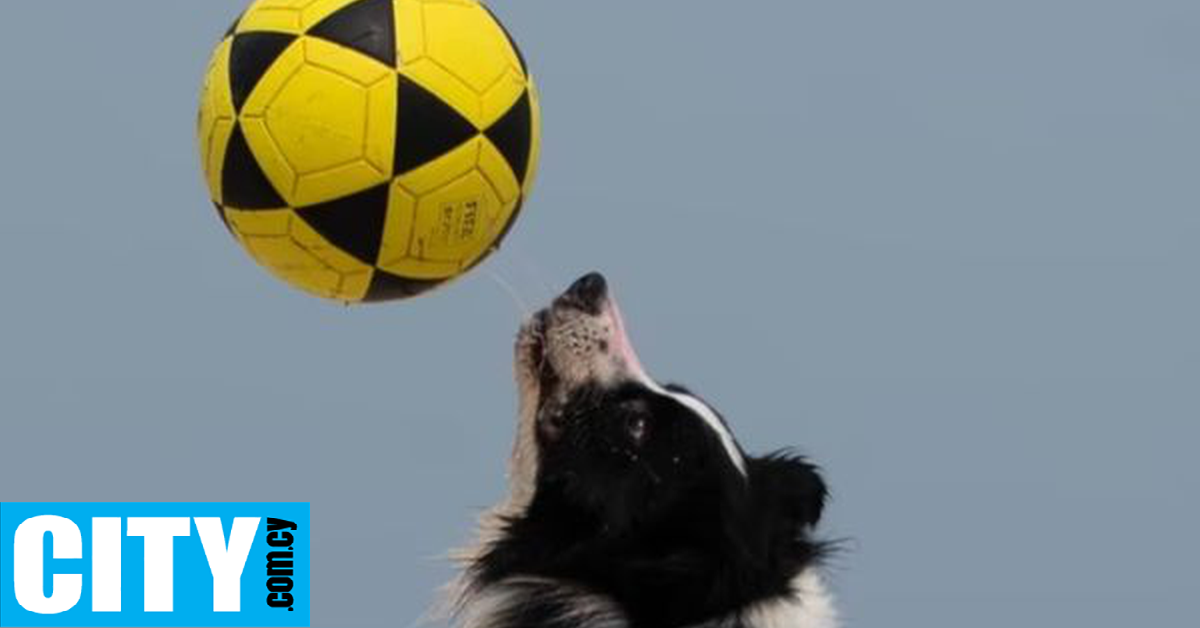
left=237, top=0, right=364, bottom=35
left=400, top=59, right=482, bottom=127
left=267, top=66, right=369, bottom=175
left=410, top=170, right=502, bottom=264
left=222, top=124, right=289, bottom=209
left=225, top=207, right=293, bottom=236
left=394, top=137, right=480, bottom=196
left=394, top=73, right=478, bottom=176
left=378, top=256, right=461, bottom=281
left=307, top=0, right=397, bottom=67
left=200, top=111, right=236, bottom=200
left=476, top=139, right=522, bottom=205
left=363, top=75, right=398, bottom=175
left=293, top=183, right=391, bottom=266
left=482, top=90, right=533, bottom=187
left=289, top=211, right=380, bottom=276
left=238, top=37, right=399, bottom=207
left=297, top=0, right=363, bottom=31
left=233, top=207, right=375, bottom=302
left=236, top=0, right=307, bottom=35
left=362, top=269, right=442, bottom=303
left=200, top=38, right=236, bottom=122
left=479, top=2, right=529, bottom=77
left=237, top=117, right=298, bottom=204
left=295, top=160, right=390, bottom=208
left=380, top=135, right=519, bottom=280
left=198, top=39, right=237, bottom=204
left=240, top=235, right=348, bottom=300
left=377, top=181, right=418, bottom=270
left=229, top=33, right=301, bottom=113
left=421, top=1, right=522, bottom=94
left=238, top=36, right=307, bottom=119
left=393, top=0, right=426, bottom=65
left=479, top=68, right=527, bottom=130
left=302, top=36, right=395, bottom=84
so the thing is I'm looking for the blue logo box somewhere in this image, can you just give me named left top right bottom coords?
left=0, top=503, right=309, bottom=627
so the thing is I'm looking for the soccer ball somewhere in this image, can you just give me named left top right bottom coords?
left=198, top=0, right=540, bottom=302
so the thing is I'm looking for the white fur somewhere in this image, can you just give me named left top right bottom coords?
left=734, top=570, right=839, bottom=628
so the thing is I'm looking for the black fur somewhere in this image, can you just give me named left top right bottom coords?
left=469, top=382, right=829, bottom=628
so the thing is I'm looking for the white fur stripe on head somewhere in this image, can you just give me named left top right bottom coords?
left=650, top=383, right=748, bottom=477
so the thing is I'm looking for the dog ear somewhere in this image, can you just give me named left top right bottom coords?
left=748, top=452, right=828, bottom=528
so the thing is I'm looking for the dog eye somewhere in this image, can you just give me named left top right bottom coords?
left=626, top=415, right=648, bottom=443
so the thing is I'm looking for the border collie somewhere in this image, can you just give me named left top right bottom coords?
left=451, top=273, right=837, bottom=628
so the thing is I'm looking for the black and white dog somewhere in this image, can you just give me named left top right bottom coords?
left=451, top=273, right=837, bottom=628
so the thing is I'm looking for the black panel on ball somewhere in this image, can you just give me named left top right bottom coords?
left=394, top=75, right=479, bottom=176
left=308, top=0, right=397, bottom=68
left=221, top=123, right=287, bottom=210
left=363, top=270, right=442, bottom=303
left=294, top=183, right=391, bottom=266
left=228, top=32, right=297, bottom=112
left=484, top=91, right=534, bottom=185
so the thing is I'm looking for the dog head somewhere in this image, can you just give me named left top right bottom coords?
left=511, top=273, right=754, bottom=533
left=470, top=273, right=832, bottom=627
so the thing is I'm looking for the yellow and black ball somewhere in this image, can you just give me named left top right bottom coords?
left=198, top=0, right=540, bottom=302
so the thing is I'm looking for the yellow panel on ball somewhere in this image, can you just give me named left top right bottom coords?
left=233, top=209, right=375, bottom=301
left=480, top=70, right=528, bottom=131
left=236, top=0, right=309, bottom=35
left=234, top=0, right=364, bottom=35
left=239, top=38, right=395, bottom=207
left=224, top=207, right=293, bottom=237
left=393, top=0, right=426, bottom=65
left=422, top=1, right=524, bottom=94
left=411, top=170, right=503, bottom=264
left=297, top=0, right=364, bottom=31
left=198, top=39, right=236, bottom=203
left=396, top=139, right=480, bottom=196
left=377, top=181, right=418, bottom=272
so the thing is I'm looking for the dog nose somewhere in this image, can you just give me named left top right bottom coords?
left=560, top=272, right=608, bottom=312
left=569, top=272, right=607, bottom=301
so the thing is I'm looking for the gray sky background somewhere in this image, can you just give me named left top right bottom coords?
left=1, top=1, right=1197, bottom=626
